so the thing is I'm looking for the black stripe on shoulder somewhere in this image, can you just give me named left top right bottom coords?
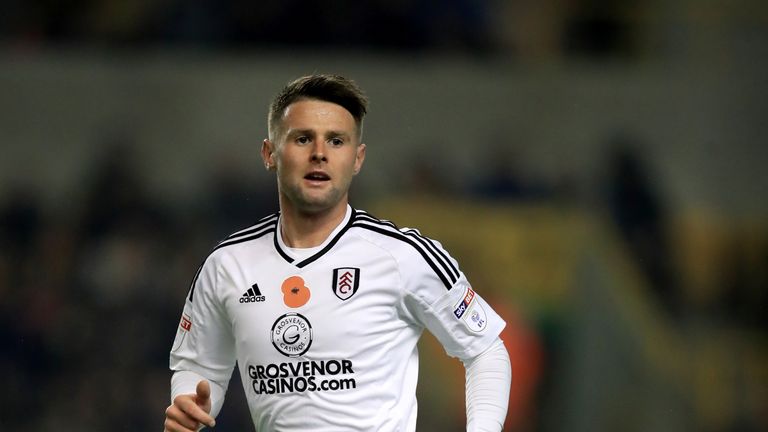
left=187, top=224, right=276, bottom=302
left=225, top=213, right=279, bottom=242
left=187, top=263, right=205, bottom=302
left=217, top=225, right=275, bottom=251
left=352, top=220, right=455, bottom=290
left=354, top=213, right=460, bottom=282
left=401, top=228, right=460, bottom=280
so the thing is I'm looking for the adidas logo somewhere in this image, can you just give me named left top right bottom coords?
left=240, top=284, right=266, bottom=303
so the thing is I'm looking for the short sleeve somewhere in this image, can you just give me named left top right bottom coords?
left=169, top=252, right=237, bottom=385
left=398, top=238, right=506, bottom=360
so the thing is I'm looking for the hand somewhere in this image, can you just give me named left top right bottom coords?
left=164, top=380, right=216, bottom=431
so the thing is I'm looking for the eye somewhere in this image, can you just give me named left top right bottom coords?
left=329, top=138, right=344, bottom=146
left=296, top=136, right=310, bottom=145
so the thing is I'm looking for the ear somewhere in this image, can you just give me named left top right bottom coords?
left=353, top=143, right=366, bottom=175
left=262, top=139, right=276, bottom=171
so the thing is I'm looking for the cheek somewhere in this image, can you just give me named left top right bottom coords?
left=275, top=153, right=295, bottom=173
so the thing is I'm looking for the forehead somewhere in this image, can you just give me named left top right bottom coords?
left=281, top=99, right=357, bottom=132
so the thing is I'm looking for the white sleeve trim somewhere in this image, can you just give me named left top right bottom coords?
left=462, top=338, right=511, bottom=432
left=171, top=370, right=229, bottom=420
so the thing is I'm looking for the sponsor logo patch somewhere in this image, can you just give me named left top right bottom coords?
left=332, top=267, right=360, bottom=301
left=453, top=287, right=476, bottom=319
left=453, top=286, right=488, bottom=332
left=271, top=313, right=313, bottom=357
left=171, top=312, right=192, bottom=352
left=180, top=314, right=192, bottom=331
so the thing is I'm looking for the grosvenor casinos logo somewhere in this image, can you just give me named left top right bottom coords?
left=271, top=312, right=313, bottom=357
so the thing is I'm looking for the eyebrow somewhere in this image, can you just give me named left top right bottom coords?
left=287, top=129, right=352, bottom=140
left=326, top=130, right=352, bottom=140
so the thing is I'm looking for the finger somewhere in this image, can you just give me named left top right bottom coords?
left=166, top=403, right=204, bottom=430
left=164, top=416, right=199, bottom=432
left=194, top=380, right=215, bottom=427
left=196, top=380, right=211, bottom=405
left=177, top=395, right=216, bottom=428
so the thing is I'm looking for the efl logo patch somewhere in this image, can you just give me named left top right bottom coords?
left=453, top=286, right=488, bottom=332
left=464, top=303, right=487, bottom=332
left=332, top=267, right=360, bottom=301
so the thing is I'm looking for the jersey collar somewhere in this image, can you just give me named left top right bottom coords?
left=273, top=205, right=356, bottom=268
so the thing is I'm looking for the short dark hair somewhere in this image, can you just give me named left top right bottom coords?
left=268, top=74, right=368, bottom=141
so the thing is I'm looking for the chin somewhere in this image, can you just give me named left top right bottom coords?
left=281, top=185, right=345, bottom=214
left=291, top=195, right=331, bottom=212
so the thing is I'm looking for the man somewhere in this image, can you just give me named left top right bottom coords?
left=164, top=74, right=511, bottom=431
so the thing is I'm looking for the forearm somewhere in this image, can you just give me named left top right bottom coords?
left=171, top=370, right=229, bottom=419
left=462, top=338, right=512, bottom=432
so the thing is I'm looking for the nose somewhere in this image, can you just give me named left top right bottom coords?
left=310, top=141, right=327, bottom=163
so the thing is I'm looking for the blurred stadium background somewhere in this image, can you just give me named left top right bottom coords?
left=1, top=1, right=766, bottom=431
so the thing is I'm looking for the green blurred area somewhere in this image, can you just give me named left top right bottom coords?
left=375, top=197, right=767, bottom=432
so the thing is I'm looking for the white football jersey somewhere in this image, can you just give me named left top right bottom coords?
left=170, top=205, right=506, bottom=431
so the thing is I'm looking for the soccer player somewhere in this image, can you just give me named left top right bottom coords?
left=164, top=75, right=512, bottom=431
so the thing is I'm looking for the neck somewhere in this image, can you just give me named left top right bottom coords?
left=279, top=201, right=349, bottom=248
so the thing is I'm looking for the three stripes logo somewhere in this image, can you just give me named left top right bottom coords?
left=240, top=283, right=266, bottom=303
left=332, top=267, right=360, bottom=301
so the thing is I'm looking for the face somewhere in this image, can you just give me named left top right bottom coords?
left=262, top=99, right=366, bottom=215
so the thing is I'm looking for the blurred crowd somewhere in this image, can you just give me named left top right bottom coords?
left=1, top=125, right=766, bottom=431
left=0, top=139, right=277, bottom=430
left=2, top=0, right=641, bottom=59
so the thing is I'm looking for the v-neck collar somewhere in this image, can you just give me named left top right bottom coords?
left=273, top=205, right=356, bottom=268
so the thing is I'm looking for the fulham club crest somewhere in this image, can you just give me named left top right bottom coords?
left=332, top=267, right=360, bottom=301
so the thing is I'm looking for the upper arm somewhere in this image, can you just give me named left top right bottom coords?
left=395, top=236, right=506, bottom=360
left=403, top=275, right=506, bottom=360
left=169, top=252, right=237, bottom=383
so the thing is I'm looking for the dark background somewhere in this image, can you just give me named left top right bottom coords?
left=1, top=1, right=766, bottom=431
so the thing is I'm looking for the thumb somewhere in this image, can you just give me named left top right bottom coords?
left=195, top=380, right=211, bottom=410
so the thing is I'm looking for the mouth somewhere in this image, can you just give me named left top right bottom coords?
left=304, top=171, right=331, bottom=182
